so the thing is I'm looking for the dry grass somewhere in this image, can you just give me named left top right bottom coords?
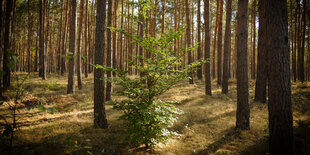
left=0, top=72, right=309, bottom=155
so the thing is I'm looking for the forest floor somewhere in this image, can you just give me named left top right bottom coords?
left=0, top=72, right=310, bottom=155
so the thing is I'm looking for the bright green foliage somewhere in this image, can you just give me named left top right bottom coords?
left=96, top=27, right=205, bottom=147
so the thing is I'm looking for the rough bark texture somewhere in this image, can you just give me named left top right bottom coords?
left=0, top=0, right=3, bottom=97
left=222, top=0, right=232, bottom=94
left=106, top=0, right=113, bottom=101
left=112, top=0, right=119, bottom=77
left=254, top=0, right=267, bottom=103
left=266, top=0, right=294, bottom=154
left=204, top=0, right=211, bottom=96
left=212, top=0, right=219, bottom=79
left=77, top=0, right=85, bottom=90
left=217, top=0, right=223, bottom=86
left=57, top=0, right=63, bottom=72
left=94, top=0, right=108, bottom=129
left=3, top=0, right=13, bottom=90
left=197, top=0, right=202, bottom=79
left=39, top=0, right=44, bottom=78
left=67, top=0, right=76, bottom=94
left=185, top=0, right=193, bottom=84
left=236, top=0, right=250, bottom=130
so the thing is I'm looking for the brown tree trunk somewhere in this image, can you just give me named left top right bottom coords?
left=185, top=0, right=193, bottom=84
left=0, top=0, right=3, bottom=97
left=119, top=0, right=124, bottom=70
left=251, top=0, right=256, bottom=79
left=3, top=0, right=13, bottom=91
left=222, top=0, right=232, bottom=94
left=39, top=0, right=46, bottom=79
left=204, top=0, right=211, bottom=96
left=236, top=0, right=250, bottom=130
left=266, top=0, right=293, bottom=154
left=67, top=0, right=76, bottom=94
left=197, top=0, right=202, bottom=79
left=57, top=0, right=63, bottom=72
left=106, top=0, right=113, bottom=101
left=27, top=0, right=33, bottom=73
left=298, top=0, right=306, bottom=82
left=112, top=0, right=119, bottom=76
left=94, top=0, right=108, bottom=129
left=77, top=0, right=85, bottom=90
left=161, top=0, right=165, bottom=34
left=254, top=0, right=267, bottom=103
left=217, top=0, right=223, bottom=86
left=61, top=0, right=70, bottom=75
left=84, top=0, right=88, bottom=78
left=212, top=0, right=220, bottom=79
left=292, top=0, right=298, bottom=81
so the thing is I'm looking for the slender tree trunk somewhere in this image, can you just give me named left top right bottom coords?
left=298, top=0, right=306, bottom=82
left=254, top=0, right=267, bottom=103
left=266, top=0, right=293, bottom=154
left=292, top=0, right=297, bottom=81
left=217, top=0, right=223, bottom=86
left=27, top=0, right=33, bottom=73
left=204, top=0, right=211, bottom=96
left=106, top=0, right=113, bottom=101
left=112, top=0, right=119, bottom=77
left=139, top=5, right=144, bottom=77
left=77, top=0, right=84, bottom=90
left=39, top=0, right=46, bottom=79
left=61, top=0, right=69, bottom=75
left=251, top=0, right=256, bottom=79
left=185, top=0, right=193, bottom=84
left=35, top=21, right=39, bottom=72
left=94, top=0, right=108, bottom=129
left=197, top=0, right=202, bottom=79
left=0, top=0, right=3, bottom=98
left=161, top=0, right=165, bottom=34
left=57, top=0, right=63, bottom=72
left=3, top=0, right=13, bottom=91
left=67, top=0, right=76, bottom=94
left=236, top=0, right=250, bottom=130
left=212, top=0, right=219, bottom=79
left=84, top=0, right=89, bottom=78
left=222, top=0, right=232, bottom=94
left=119, top=0, right=124, bottom=70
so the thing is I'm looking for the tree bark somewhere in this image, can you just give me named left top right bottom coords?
left=185, top=0, right=193, bottom=84
left=222, top=0, right=232, bottom=94
left=3, top=0, right=13, bottom=90
left=254, top=0, right=267, bottom=103
left=204, top=0, right=211, bottom=96
left=84, top=0, right=88, bottom=78
left=0, top=0, right=3, bottom=97
left=77, top=0, right=85, bottom=90
left=27, top=0, right=33, bottom=73
left=266, top=0, right=293, bottom=154
left=197, top=0, right=202, bottom=79
left=67, top=0, right=76, bottom=94
left=94, top=0, right=108, bottom=129
left=236, top=0, right=250, bottom=130
left=106, top=0, right=113, bottom=101
left=251, top=0, right=256, bottom=79
left=217, top=0, right=224, bottom=86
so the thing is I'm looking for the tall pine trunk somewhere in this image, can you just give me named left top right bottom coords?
left=217, top=0, right=223, bottom=85
left=222, top=0, right=232, bottom=94
left=204, top=0, right=211, bottom=96
left=94, top=0, right=108, bottom=129
left=254, top=0, right=267, bottom=103
left=266, top=0, right=293, bottom=154
left=67, top=0, right=76, bottom=94
left=185, top=0, right=193, bottom=84
left=236, top=0, right=250, bottom=130
left=106, top=0, right=113, bottom=101
left=77, top=0, right=85, bottom=89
